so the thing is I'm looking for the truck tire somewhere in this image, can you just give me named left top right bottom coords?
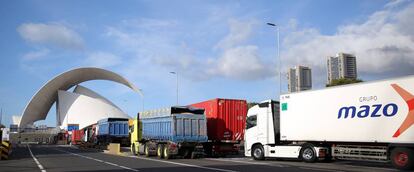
left=191, top=151, right=197, bottom=159
left=145, top=144, right=150, bottom=157
left=163, top=145, right=171, bottom=160
left=157, top=144, right=164, bottom=159
left=252, top=145, right=264, bottom=160
left=131, top=144, right=137, bottom=155
left=300, top=144, right=317, bottom=163
left=391, top=147, right=414, bottom=170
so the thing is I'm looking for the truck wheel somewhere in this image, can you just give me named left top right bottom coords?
left=157, top=144, right=164, bottom=159
left=191, top=151, right=197, bottom=159
left=391, top=147, right=414, bottom=170
left=131, top=144, right=137, bottom=155
left=300, top=144, right=316, bottom=163
left=252, top=145, right=264, bottom=160
left=145, top=144, right=150, bottom=157
left=163, top=146, right=170, bottom=160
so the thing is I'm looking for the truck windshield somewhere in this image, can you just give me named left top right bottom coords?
left=246, top=115, right=257, bottom=129
left=172, top=106, right=205, bottom=115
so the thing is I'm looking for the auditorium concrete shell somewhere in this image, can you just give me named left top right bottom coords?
left=19, top=67, right=142, bottom=127
left=57, top=85, right=129, bottom=129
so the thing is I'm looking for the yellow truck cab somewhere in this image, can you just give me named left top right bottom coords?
left=130, top=116, right=142, bottom=155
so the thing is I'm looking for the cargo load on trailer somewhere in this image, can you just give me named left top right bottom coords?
left=71, top=130, right=84, bottom=145
left=190, top=98, right=247, bottom=156
left=83, top=124, right=96, bottom=143
left=130, top=106, right=207, bottom=159
left=96, top=118, right=129, bottom=146
left=245, top=75, right=414, bottom=170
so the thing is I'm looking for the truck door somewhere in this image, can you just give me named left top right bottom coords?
left=245, top=114, right=258, bottom=155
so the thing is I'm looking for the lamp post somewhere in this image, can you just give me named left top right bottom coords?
left=0, top=108, right=2, bottom=127
left=267, top=22, right=281, bottom=97
left=170, top=72, right=178, bottom=105
left=138, top=89, right=144, bottom=111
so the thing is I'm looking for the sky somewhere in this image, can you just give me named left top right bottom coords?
left=1, top=0, right=414, bottom=127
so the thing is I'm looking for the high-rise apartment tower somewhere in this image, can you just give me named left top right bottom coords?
left=327, top=52, right=357, bottom=84
left=288, top=65, right=312, bottom=93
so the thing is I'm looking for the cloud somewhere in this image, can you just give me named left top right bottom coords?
left=17, top=23, right=85, bottom=50
left=214, top=19, right=256, bottom=50
left=22, top=48, right=50, bottom=61
left=385, top=0, right=410, bottom=8
left=84, top=52, right=122, bottom=68
left=281, top=2, right=414, bottom=86
left=121, top=18, right=178, bottom=29
left=211, top=46, right=274, bottom=80
left=150, top=19, right=274, bottom=81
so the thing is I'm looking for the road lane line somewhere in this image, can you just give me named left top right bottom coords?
left=27, top=145, right=47, bottom=172
left=342, top=164, right=398, bottom=172
left=299, top=167, right=345, bottom=172
left=129, top=156, right=239, bottom=172
left=204, top=158, right=283, bottom=166
left=55, top=149, right=139, bottom=172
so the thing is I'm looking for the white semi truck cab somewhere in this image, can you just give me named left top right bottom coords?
left=244, top=100, right=329, bottom=162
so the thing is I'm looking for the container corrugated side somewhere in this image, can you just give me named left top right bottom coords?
left=141, top=114, right=207, bottom=143
left=97, top=121, right=129, bottom=136
left=190, top=98, right=247, bottom=141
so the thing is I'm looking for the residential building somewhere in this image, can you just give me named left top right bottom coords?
left=288, top=65, right=312, bottom=93
left=327, top=52, right=357, bottom=84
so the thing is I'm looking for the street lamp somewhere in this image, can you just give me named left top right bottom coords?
left=170, top=72, right=178, bottom=105
left=138, top=89, right=144, bottom=111
left=267, top=22, right=282, bottom=97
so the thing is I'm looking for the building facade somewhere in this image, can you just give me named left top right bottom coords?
left=288, top=65, right=312, bottom=93
left=327, top=52, right=357, bottom=84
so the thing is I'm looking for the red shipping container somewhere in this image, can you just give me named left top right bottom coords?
left=71, top=130, right=84, bottom=145
left=190, top=98, right=247, bottom=142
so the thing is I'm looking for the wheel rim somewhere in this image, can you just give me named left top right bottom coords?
left=164, top=147, right=168, bottom=157
left=303, top=148, right=314, bottom=160
left=253, top=147, right=262, bottom=158
left=394, top=152, right=409, bottom=167
left=158, top=146, right=161, bottom=156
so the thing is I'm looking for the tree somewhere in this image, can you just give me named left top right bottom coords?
left=326, top=78, right=363, bottom=87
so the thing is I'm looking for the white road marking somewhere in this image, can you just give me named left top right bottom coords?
left=27, top=145, right=47, bottom=172
left=299, top=167, right=345, bottom=172
left=129, top=156, right=239, bottom=172
left=55, top=149, right=139, bottom=172
left=204, top=158, right=285, bottom=167
left=343, top=164, right=398, bottom=172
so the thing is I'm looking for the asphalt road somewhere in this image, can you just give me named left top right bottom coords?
left=0, top=144, right=400, bottom=172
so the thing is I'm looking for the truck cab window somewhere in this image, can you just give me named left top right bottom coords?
left=246, top=115, right=257, bottom=129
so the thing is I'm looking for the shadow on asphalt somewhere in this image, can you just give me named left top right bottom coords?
left=63, top=164, right=286, bottom=172
left=261, top=157, right=394, bottom=169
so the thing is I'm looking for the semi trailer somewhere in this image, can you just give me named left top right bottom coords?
left=245, top=75, right=414, bottom=170
left=130, top=106, right=208, bottom=159
left=96, top=118, right=130, bottom=146
left=190, top=98, right=247, bottom=156
left=70, top=130, right=84, bottom=145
